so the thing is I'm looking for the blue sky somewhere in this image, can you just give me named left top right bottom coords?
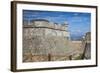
left=23, top=10, right=91, bottom=40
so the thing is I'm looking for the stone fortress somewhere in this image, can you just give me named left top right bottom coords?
left=23, top=19, right=70, bottom=39
left=23, top=19, right=71, bottom=62
left=23, top=19, right=91, bottom=62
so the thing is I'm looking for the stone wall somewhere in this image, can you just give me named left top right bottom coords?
left=81, top=32, right=91, bottom=59
left=23, top=27, right=70, bottom=55
left=23, top=19, right=71, bottom=62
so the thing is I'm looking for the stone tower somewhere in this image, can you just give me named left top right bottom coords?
left=23, top=19, right=71, bottom=62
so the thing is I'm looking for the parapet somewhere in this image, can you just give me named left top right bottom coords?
left=23, top=19, right=68, bottom=31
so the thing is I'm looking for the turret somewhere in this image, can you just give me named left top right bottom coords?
left=63, top=21, right=68, bottom=27
left=62, top=21, right=68, bottom=31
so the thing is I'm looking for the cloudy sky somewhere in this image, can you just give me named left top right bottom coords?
left=23, top=10, right=91, bottom=40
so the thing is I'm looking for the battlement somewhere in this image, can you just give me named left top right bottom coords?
left=23, top=19, right=68, bottom=31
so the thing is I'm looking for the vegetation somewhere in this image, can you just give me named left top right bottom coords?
left=74, top=54, right=83, bottom=60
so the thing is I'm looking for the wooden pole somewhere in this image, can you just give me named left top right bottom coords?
left=69, top=55, right=72, bottom=60
left=48, top=53, right=51, bottom=61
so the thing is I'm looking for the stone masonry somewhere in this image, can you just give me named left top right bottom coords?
left=23, top=19, right=72, bottom=62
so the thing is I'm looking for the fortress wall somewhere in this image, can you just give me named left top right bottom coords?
left=56, top=30, right=63, bottom=36
left=23, top=27, right=70, bottom=54
left=23, top=20, right=71, bottom=61
left=33, top=21, right=49, bottom=27
left=31, top=20, right=68, bottom=31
